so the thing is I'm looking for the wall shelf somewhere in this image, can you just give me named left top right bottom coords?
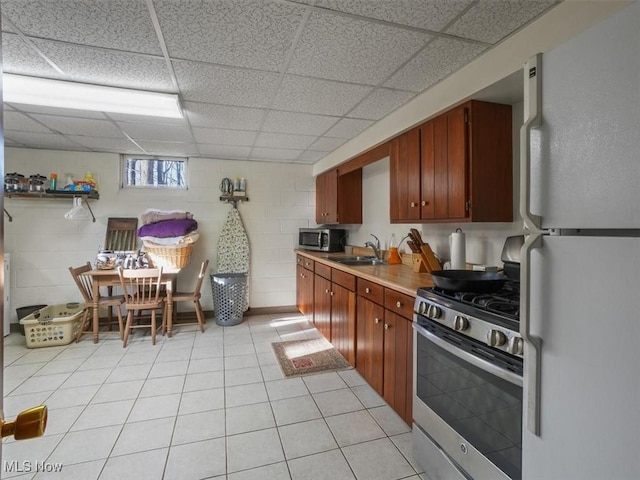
left=4, top=191, right=100, bottom=222
left=220, top=195, right=248, bottom=208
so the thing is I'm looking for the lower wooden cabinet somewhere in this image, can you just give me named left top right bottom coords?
left=313, top=274, right=332, bottom=342
left=296, top=264, right=313, bottom=316
left=356, top=282, right=414, bottom=425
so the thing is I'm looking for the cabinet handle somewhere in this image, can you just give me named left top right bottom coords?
left=421, top=200, right=427, bottom=206
left=384, top=324, right=390, bottom=330
left=330, top=291, right=334, bottom=296
left=365, top=287, right=370, bottom=294
left=374, top=318, right=381, bottom=324
left=396, top=301, right=402, bottom=308
left=410, top=202, right=416, bottom=207
left=325, top=289, right=330, bottom=294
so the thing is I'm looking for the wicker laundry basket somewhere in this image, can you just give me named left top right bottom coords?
left=144, top=243, right=193, bottom=268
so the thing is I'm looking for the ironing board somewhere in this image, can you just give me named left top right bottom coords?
left=217, top=206, right=250, bottom=311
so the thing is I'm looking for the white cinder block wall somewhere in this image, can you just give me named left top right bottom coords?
left=4, top=148, right=315, bottom=325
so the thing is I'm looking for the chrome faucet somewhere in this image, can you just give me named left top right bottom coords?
left=364, top=234, right=382, bottom=260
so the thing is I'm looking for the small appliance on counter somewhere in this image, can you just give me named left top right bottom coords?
left=298, top=228, right=346, bottom=252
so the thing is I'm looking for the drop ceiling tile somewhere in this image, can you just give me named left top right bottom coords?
left=348, top=88, right=417, bottom=120
left=1, top=0, right=162, bottom=55
left=30, top=115, right=126, bottom=138
left=446, top=0, right=557, bottom=44
left=4, top=131, right=84, bottom=150
left=174, top=61, right=280, bottom=108
left=324, top=118, right=374, bottom=138
left=255, top=132, right=317, bottom=150
left=155, top=0, right=305, bottom=71
left=66, top=136, right=144, bottom=153
left=308, top=137, right=347, bottom=152
left=287, top=11, right=430, bottom=85
left=118, top=123, right=193, bottom=143
left=3, top=111, right=54, bottom=133
left=184, top=102, right=265, bottom=130
left=193, top=128, right=257, bottom=147
left=384, top=37, right=487, bottom=92
left=1, top=33, right=62, bottom=78
left=312, top=0, right=474, bottom=31
left=251, top=147, right=301, bottom=162
left=273, top=76, right=373, bottom=116
left=136, top=141, right=199, bottom=157
left=296, top=151, right=326, bottom=164
left=106, top=113, right=186, bottom=126
left=198, top=144, right=252, bottom=160
left=35, top=40, right=173, bottom=92
left=262, top=111, right=339, bottom=136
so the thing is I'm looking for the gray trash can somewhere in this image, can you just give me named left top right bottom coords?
left=211, top=273, right=248, bottom=326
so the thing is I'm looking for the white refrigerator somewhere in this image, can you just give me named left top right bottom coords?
left=521, top=2, right=640, bottom=479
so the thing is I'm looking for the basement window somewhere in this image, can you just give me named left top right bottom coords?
left=121, top=155, right=187, bottom=189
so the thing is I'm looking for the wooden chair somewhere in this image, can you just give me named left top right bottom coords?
left=69, top=262, right=125, bottom=343
left=118, top=266, right=165, bottom=347
left=164, top=259, right=209, bottom=334
left=104, top=217, right=138, bottom=251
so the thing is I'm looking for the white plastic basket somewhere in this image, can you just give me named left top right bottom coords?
left=20, top=303, right=86, bottom=348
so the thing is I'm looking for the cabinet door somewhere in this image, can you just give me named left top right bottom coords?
left=296, top=264, right=307, bottom=315
left=356, top=297, right=385, bottom=395
left=383, top=311, right=413, bottom=425
left=316, top=170, right=338, bottom=224
left=390, top=128, right=421, bottom=222
left=446, top=105, right=469, bottom=219
left=419, top=120, right=436, bottom=219
left=331, top=283, right=356, bottom=367
left=314, top=274, right=332, bottom=341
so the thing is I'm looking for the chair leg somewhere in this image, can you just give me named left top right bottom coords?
left=123, top=311, right=134, bottom=348
left=76, top=309, right=91, bottom=343
left=151, top=310, right=156, bottom=345
left=116, top=307, right=124, bottom=340
left=195, top=300, right=205, bottom=333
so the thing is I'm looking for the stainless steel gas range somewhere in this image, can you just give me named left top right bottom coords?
left=412, top=277, right=524, bottom=480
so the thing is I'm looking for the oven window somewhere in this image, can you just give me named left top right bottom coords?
left=416, top=332, right=522, bottom=479
left=300, top=232, right=321, bottom=247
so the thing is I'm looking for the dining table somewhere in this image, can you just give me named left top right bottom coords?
left=81, top=267, right=181, bottom=343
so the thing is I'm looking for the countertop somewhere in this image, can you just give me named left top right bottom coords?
left=295, top=249, right=434, bottom=297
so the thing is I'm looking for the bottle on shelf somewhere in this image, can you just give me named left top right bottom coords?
left=49, top=173, right=57, bottom=191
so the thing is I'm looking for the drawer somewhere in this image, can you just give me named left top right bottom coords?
left=357, top=278, right=384, bottom=305
left=297, top=254, right=314, bottom=271
left=315, top=262, right=331, bottom=280
left=332, top=269, right=355, bottom=291
left=384, top=289, right=414, bottom=319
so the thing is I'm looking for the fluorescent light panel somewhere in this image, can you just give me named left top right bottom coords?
left=3, top=74, right=183, bottom=118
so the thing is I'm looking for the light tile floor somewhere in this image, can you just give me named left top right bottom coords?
left=2, top=312, right=427, bottom=480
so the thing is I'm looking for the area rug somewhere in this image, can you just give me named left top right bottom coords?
left=272, top=337, right=352, bottom=377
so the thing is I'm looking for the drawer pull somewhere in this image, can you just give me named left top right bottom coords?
left=365, top=287, right=370, bottom=294
left=374, top=318, right=381, bottom=324
left=396, top=301, right=402, bottom=308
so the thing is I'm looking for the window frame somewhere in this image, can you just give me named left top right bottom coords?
left=120, top=154, right=188, bottom=190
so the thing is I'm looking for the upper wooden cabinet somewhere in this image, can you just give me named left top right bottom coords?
left=390, top=100, right=513, bottom=223
left=316, top=168, right=362, bottom=225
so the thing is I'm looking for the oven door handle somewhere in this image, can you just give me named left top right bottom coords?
left=413, top=323, right=523, bottom=387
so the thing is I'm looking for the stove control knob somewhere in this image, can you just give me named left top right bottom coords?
left=427, top=304, right=442, bottom=319
left=507, top=337, right=524, bottom=355
left=417, top=301, right=428, bottom=315
left=486, top=329, right=507, bottom=347
left=453, top=315, right=469, bottom=332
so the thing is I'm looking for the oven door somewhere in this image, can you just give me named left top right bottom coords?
left=413, top=318, right=523, bottom=480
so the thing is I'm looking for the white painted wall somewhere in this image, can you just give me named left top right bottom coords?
left=4, top=148, right=315, bottom=324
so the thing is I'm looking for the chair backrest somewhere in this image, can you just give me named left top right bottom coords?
left=192, top=260, right=210, bottom=295
left=118, top=267, right=164, bottom=308
left=105, top=217, right=138, bottom=251
left=69, top=262, right=95, bottom=303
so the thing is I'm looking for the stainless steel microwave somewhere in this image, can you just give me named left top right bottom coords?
left=298, top=228, right=346, bottom=252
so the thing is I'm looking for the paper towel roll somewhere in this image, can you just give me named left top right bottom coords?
left=450, top=230, right=466, bottom=270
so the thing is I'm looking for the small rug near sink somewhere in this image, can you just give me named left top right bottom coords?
left=272, top=337, right=352, bottom=378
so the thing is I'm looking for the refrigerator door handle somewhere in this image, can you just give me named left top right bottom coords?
left=521, top=232, right=543, bottom=436
left=520, top=54, right=543, bottom=232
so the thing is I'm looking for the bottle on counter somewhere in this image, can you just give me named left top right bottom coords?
left=387, top=233, right=403, bottom=264
left=49, top=173, right=57, bottom=191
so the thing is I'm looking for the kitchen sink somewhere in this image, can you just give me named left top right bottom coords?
left=327, top=255, right=386, bottom=266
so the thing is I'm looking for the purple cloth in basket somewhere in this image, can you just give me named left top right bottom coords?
left=138, top=218, right=198, bottom=238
